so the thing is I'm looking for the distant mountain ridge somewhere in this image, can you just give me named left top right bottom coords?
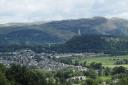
left=1, top=17, right=128, bottom=45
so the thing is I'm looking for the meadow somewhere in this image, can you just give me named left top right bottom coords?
left=74, top=55, right=128, bottom=68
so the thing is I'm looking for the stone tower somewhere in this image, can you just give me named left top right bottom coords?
left=78, top=29, right=81, bottom=36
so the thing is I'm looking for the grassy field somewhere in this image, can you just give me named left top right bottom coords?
left=98, top=76, right=111, bottom=81
left=75, top=55, right=128, bottom=68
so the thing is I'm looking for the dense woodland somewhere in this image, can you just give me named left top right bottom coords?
left=1, top=35, right=128, bottom=55
left=0, top=62, right=128, bottom=85
left=63, top=35, right=128, bottom=55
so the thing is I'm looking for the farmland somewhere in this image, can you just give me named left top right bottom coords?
left=57, top=54, right=128, bottom=68
left=79, top=55, right=128, bottom=68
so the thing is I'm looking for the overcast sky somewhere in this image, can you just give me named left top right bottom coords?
left=0, top=0, right=128, bottom=23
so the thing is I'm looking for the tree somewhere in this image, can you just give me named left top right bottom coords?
left=104, top=67, right=111, bottom=76
left=112, top=66, right=126, bottom=75
left=74, top=60, right=80, bottom=66
left=6, top=64, right=28, bottom=85
left=82, top=61, right=87, bottom=67
left=0, top=64, right=6, bottom=73
left=84, top=69, right=97, bottom=79
left=25, top=70, right=47, bottom=85
left=0, top=71, right=10, bottom=85
left=89, top=62, right=103, bottom=70
left=83, top=78, right=98, bottom=85
left=117, top=78, right=128, bottom=85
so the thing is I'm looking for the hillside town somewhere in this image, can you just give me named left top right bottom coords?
left=0, top=49, right=87, bottom=71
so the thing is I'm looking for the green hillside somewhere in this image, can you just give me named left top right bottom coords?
left=1, top=17, right=128, bottom=45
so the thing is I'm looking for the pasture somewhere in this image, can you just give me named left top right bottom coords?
left=75, top=55, right=128, bottom=68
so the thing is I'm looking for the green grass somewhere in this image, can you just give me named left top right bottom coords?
left=75, top=55, right=128, bottom=68
left=98, top=76, right=111, bottom=81
left=104, top=64, right=128, bottom=68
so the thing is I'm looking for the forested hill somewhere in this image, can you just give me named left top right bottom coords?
left=62, top=35, right=128, bottom=54
left=1, top=17, right=128, bottom=45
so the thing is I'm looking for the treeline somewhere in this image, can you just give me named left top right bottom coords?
left=2, top=35, right=128, bottom=55
left=1, top=63, right=128, bottom=85
left=0, top=64, right=100, bottom=85
left=0, top=64, right=72, bottom=85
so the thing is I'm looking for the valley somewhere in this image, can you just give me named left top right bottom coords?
left=1, top=17, right=128, bottom=85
